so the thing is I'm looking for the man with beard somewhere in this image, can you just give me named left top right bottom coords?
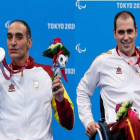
left=77, top=11, right=140, bottom=140
left=0, top=20, right=74, bottom=140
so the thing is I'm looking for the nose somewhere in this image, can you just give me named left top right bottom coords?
left=123, top=32, right=129, bottom=41
left=11, top=37, right=17, bottom=46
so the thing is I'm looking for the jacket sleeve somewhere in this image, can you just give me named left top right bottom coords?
left=51, top=85, right=74, bottom=130
left=77, top=55, right=105, bottom=129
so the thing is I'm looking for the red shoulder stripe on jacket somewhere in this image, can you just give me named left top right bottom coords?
left=35, top=63, right=53, bottom=78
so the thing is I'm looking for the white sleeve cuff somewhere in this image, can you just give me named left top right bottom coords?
left=83, top=115, right=94, bottom=129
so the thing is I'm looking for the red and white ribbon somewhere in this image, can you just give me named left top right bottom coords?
left=0, top=61, right=11, bottom=80
left=118, top=47, right=140, bottom=67
left=0, top=47, right=30, bottom=80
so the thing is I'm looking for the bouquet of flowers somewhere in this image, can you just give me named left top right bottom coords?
left=115, top=102, right=133, bottom=121
left=42, top=37, right=70, bottom=91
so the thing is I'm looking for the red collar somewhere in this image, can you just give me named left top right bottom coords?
left=116, top=46, right=136, bottom=56
left=115, top=46, right=140, bottom=64
left=10, top=56, right=35, bottom=70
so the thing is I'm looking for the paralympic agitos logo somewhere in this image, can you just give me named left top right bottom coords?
left=5, top=20, right=10, bottom=28
left=75, top=43, right=86, bottom=53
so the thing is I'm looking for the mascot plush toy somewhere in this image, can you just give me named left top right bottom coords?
left=42, top=37, right=70, bottom=91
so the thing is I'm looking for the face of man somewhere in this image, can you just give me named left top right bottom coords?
left=114, top=17, right=137, bottom=56
left=7, top=21, right=32, bottom=64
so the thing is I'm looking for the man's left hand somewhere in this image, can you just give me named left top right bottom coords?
left=52, top=75, right=64, bottom=102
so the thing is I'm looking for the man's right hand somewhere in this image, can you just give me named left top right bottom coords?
left=86, top=121, right=100, bottom=137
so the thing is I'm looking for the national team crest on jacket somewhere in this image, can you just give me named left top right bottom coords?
left=8, top=84, right=15, bottom=92
left=116, top=67, right=122, bottom=74
left=33, top=80, right=39, bottom=90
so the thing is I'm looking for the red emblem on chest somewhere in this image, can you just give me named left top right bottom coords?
left=116, top=67, right=122, bottom=74
left=8, top=84, right=15, bottom=92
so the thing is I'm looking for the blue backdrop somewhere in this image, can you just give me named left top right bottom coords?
left=0, top=0, right=140, bottom=139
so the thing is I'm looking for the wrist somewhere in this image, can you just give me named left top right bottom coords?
left=55, top=97, right=64, bottom=103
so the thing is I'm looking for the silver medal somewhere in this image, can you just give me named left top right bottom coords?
left=0, top=47, right=5, bottom=62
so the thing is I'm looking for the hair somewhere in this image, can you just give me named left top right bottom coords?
left=9, top=20, right=31, bottom=39
left=114, top=11, right=136, bottom=31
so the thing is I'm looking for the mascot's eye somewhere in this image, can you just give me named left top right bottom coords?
left=65, top=61, right=67, bottom=65
left=60, top=57, right=63, bottom=62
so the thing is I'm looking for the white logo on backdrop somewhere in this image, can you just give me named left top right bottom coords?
left=47, top=23, right=75, bottom=30
left=75, top=0, right=137, bottom=9
left=65, top=68, right=75, bottom=75
left=75, top=43, right=86, bottom=53
left=5, top=20, right=10, bottom=28
left=75, top=1, right=86, bottom=9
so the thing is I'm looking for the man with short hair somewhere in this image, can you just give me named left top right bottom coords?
left=77, top=11, right=140, bottom=139
left=0, top=20, right=74, bottom=140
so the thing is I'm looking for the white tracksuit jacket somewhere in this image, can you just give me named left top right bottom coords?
left=0, top=57, right=74, bottom=140
left=77, top=47, right=140, bottom=129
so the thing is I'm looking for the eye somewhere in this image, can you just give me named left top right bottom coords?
left=60, top=57, right=63, bottom=62
left=7, top=35, right=12, bottom=39
left=17, top=36, right=22, bottom=40
left=127, top=29, right=133, bottom=34
left=118, top=30, right=125, bottom=35
left=7, top=33, right=12, bottom=39
left=16, top=33, right=23, bottom=40
left=16, top=35, right=23, bottom=40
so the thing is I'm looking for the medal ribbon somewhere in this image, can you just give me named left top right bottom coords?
left=118, top=47, right=140, bottom=67
left=0, top=58, right=30, bottom=80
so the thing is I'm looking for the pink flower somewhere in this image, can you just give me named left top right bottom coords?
left=115, top=103, right=122, bottom=113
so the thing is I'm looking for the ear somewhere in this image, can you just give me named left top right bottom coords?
left=135, top=26, right=138, bottom=37
left=113, top=28, right=117, bottom=39
left=27, top=38, right=32, bottom=49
